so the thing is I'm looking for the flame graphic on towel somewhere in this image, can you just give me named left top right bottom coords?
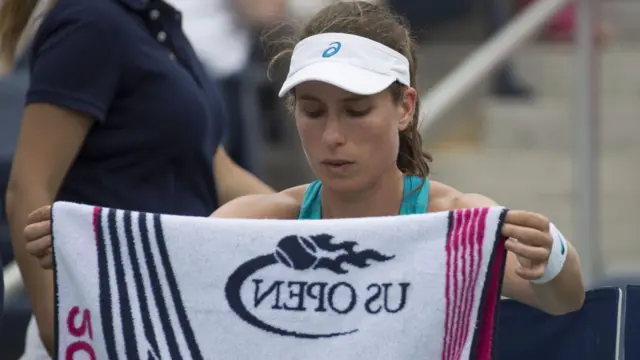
left=312, top=234, right=395, bottom=273
left=273, top=233, right=395, bottom=274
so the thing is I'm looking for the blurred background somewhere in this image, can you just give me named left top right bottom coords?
left=1, top=0, right=638, bottom=358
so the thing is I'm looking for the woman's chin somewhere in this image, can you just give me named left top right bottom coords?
left=318, top=175, right=366, bottom=194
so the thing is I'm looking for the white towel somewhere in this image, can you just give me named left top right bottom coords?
left=52, top=201, right=508, bottom=360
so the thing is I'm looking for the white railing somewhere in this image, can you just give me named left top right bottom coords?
left=2, top=0, right=603, bottom=306
left=418, top=0, right=570, bottom=129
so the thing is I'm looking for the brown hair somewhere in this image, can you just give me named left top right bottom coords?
left=266, top=1, right=432, bottom=177
left=0, top=0, right=50, bottom=69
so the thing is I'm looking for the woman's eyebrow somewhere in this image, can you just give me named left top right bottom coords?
left=298, top=94, right=367, bottom=102
left=298, top=95, right=322, bottom=102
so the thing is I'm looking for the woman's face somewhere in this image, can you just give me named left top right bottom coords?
left=294, top=81, right=417, bottom=192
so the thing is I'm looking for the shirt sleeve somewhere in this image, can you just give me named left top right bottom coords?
left=26, top=11, right=121, bottom=123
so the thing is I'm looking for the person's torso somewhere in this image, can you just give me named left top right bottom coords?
left=298, top=176, right=430, bottom=219
left=43, top=0, right=227, bottom=216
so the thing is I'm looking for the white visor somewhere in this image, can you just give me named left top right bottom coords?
left=278, top=32, right=411, bottom=97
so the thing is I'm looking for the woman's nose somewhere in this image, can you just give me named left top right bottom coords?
left=321, top=116, right=346, bottom=148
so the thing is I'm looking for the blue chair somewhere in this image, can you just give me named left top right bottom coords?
left=496, top=288, right=622, bottom=360
left=626, top=285, right=640, bottom=360
left=595, top=276, right=640, bottom=360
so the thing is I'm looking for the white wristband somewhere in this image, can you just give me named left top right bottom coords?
left=530, top=222, right=568, bottom=285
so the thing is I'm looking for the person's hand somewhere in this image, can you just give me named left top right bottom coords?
left=501, top=210, right=553, bottom=281
left=24, top=205, right=53, bottom=269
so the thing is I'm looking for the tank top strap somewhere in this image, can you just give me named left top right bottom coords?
left=399, top=176, right=430, bottom=215
left=298, top=180, right=323, bottom=219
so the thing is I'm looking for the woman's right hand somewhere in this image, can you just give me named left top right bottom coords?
left=24, top=206, right=53, bottom=269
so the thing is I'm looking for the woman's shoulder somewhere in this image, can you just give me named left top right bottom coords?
left=35, top=0, right=126, bottom=44
left=42, top=0, right=124, bottom=26
left=211, top=184, right=310, bottom=219
left=426, top=180, right=497, bottom=213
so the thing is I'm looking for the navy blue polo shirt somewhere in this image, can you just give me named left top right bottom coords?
left=27, top=0, right=227, bottom=216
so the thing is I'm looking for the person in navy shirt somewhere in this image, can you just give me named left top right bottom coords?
left=0, top=0, right=273, bottom=356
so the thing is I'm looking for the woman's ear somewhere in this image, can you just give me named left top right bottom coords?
left=398, top=87, right=417, bottom=131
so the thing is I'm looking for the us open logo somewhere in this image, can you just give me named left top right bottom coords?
left=224, top=234, right=411, bottom=339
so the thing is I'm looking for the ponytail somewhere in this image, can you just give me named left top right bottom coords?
left=394, top=38, right=431, bottom=177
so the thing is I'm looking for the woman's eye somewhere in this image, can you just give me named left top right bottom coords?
left=304, top=109, right=324, bottom=118
left=346, top=108, right=371, bottom=117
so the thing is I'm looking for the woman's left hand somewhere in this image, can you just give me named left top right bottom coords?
left=501, top=210, right=553, bottom=281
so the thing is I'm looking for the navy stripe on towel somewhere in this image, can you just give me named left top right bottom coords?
left=152, top=214, right=204, bottom=360
left=107, top=209, right=139, bottom=359
left=138, top=212, right=183, bottom=359
left=124, top=211, right=161, bottom=357
left=96, top=207, right=119, bottom=360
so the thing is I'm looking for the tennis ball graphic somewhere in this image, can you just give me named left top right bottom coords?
left=274, top=235, right=319, bottom=270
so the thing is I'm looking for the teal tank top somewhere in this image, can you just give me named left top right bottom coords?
left=298, top=176, right=430, bottom=219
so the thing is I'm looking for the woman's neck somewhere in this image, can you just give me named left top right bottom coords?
left=321, top=170, right=405, bottom=219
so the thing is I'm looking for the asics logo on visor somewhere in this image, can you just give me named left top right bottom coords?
left=322, top=42, right=342, bottom=58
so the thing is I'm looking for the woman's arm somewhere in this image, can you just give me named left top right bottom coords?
left=6, top=104, right=93, bottom=354
left=7, top=7, right=122, bottom=353
left=212, top=191, right=300, bottom=219
left=452, top=192, right=585, bottom=315
left=213, top=147, right=274, bottom=205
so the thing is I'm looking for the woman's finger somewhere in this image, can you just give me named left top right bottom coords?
left=26, top=206, right=52, bottom=224
left=504, top=210, right=549, bottom=232
left=39, top=254, right=53, bottom=270
left=505, top=238, right=550, bottom=263
left=24, top=220, right=51, bottom=242
left=34, top=246, right=51, bottom=260
left=515, top=264, right=546, bottom=281
left=502, top=224, right=551, bottom=248
left=25, top=235, right=52, bottom=257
